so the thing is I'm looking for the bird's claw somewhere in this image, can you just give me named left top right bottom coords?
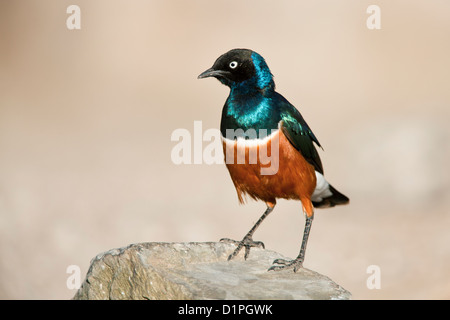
left=220, top=237, right=265, bottom=261
left=268, top=258, right=303, bottom=272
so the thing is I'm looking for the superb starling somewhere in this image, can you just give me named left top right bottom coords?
left=198, top=49, right=349, bottom=272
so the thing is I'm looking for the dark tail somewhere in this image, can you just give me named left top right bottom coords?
left=312, top=184, right=349, bottom=208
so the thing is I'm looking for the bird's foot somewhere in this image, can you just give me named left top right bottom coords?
left=268, top=258, right=303, bottom=272
left=220, top=237, right=265, bottom=261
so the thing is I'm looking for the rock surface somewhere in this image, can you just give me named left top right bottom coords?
left=73, top=242, right=351, bottom=300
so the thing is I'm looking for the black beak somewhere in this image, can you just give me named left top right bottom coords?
left=198, top=68, right=230, bottom=79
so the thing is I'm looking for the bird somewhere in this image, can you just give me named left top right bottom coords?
left=198, top=48, right=349, bottom=272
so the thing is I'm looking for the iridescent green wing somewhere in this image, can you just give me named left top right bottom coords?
left=278, top=99, right=324, bottom=174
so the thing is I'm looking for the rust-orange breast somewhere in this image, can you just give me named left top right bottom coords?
left=222, top=129, right=316, bottom=216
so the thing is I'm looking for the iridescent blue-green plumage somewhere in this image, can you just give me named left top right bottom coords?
left=218, top=51, right=324, bottom=174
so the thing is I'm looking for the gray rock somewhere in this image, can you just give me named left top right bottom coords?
left=73, top=242, right=351, bottom=300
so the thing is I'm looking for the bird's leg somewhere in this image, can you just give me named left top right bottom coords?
left=269, top=215, right=314, bottom=272
left=221, top=204, right=274, bottom=261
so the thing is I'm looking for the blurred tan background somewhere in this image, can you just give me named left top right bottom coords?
left=1, top=0, right=449, bottom=299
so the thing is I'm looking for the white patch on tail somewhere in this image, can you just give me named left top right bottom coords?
left=312, top=171, right=333, bottom=202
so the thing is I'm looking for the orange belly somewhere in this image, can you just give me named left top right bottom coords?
left=222, top=129, right=316, bottom=216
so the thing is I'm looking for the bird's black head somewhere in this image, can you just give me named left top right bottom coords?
left=198, top=48, right=274, bottom=91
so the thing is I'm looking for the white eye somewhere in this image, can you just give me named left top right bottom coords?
left=229, top=61, right=238, bottom=69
